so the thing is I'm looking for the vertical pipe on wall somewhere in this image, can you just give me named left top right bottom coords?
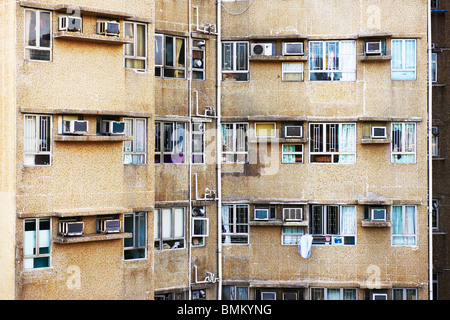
left=216, top=0, right=223, bottom=301
left=427, top=0, right=433, bottom=301
left=188, top=0, right=193, bottom=301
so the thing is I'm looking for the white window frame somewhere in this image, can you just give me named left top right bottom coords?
left=308, top=40, right=356, bottom=82
left=282, top=62, right=304, bottom=81
left=282, top=144, right=303, bottom=164
left=123, top=118, right=147, bottom=165
left=222, top=204, right=249, bottom=245
left=24, top=9, right=52, bottom=62
left=261, top=291, right=276, bottom=300
left=281, top=226, right=305, bottom=245
left=155, top=121, right=186, bottom=164
left=432, top=126, right=439, bottom=157
left=123, top=212, right=147, bottom=260
left=309, top=123, right=356, bottom=164
left=222, top=41, right=249, bottom=81
left=24, top=218, right=52, bottom=269
left=124, top=22, right=147, bottom=70
left=430, top=52, right=437, bottom=83
left=192, top=39, right=206, bottom=80
left=391, top=39, right=416, bottom=80
left=391, top=205, right=417, bottom=246
left=155, top=34, right=186, bottom=79
left=222, top=122, right=249, bottom=164
left=310, top=288, right=358, bottom=300
left=24, top=114, right=52, bottom=166
left=222, top=286, right=249, bottom=300
left=154, top=208, right=186, bottom=251
left=192, top=122, right=205, bottom=164
left=254, top=122, right=276, bottom=138
left=391, top=122, right=416, bottom=164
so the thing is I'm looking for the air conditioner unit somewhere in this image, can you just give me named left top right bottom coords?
left=59, top=16, right=82, bottom=32
left=96, top=21, right=120, bottom=36
left=284, top=125, right=303, bottom=138
left=255, top=208, right=269, bottom=220
left=251, top=43, right=273, bottom=56
left=282, top=42, right=304, bottom=56
left=98, top=219, right=121, bottom=234
left=101, top=120, right=125, bottom=135
left=283, top=208, right=303, bottom=221
left=63, top=120, right=88, bottom=134
left=365, top=41, right=382, bottom=55
left=371, top=208, right=386, bottom=221
left=59, top=221, right=84, bottom=236
left=371, top=126, right=387, bottom=139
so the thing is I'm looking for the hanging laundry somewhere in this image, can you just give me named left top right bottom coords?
left=298, top=234, right=313, bottom=259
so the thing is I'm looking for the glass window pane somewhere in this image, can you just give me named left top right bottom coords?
left=174, top=208, right=184, bottom=238
left=162, top=209, right=172, bottom=238
left=25, top=10, right=37, bottom=47
left=124, top=22, right=134, bottom=56
left=39, top=12, right=51, bottom=48
left=136, top=24, right=146, bottom=57
left=155, top=35, right=163, bottom=66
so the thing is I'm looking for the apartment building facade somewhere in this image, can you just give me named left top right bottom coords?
left=431, top=0, right=450, bottom=300
left=1, top=0, right=431, bottom=301
left=0, top=0, right=155, bottom=299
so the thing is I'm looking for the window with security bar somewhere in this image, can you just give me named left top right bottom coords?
left=222, top=123, right=249, bottom=163
left=222, top=204, right=249, bottom=244
left=309, top=123, right=356, bottom=164
left=24, top=114, right=52, bottom=166
left=391, top=122, right=416, bottom=163
left=123, top=118, right=147, bottom=165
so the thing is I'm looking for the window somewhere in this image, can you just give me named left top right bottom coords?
left=432, top=199, right=439, bottom=231
left=309, top=123, right=356, bottom=163
left=282, top=63, right=304, bottom=81
left=124, top=22, right=147, bottom=70
left=254, top=205, right=276, bottom=220
left=124, top=212, right=147, bottom=259
left=155, top=122, right=186, bottom=164
left=154, top=208, right=185, bottom=250
left=391, top=122, right=416, bottom=163
left=222, top=286, right=249, bottom=300
left=391, top=39, right=416, bottom=80
left=192, top=206, right=208, bottom=247
left=392, top=205, right=416, bottom=246
left=392, top=288, right=417, bottom=300
left=222, top=123, right=249, bottom=163
left=432, top=126, right=439, bottom=157
left=192, top=39, right=206, bottom=80
left=24, top=218, right=51, bottom=269
left=222, top=41, right=249, bottom=81
left=282, top=144, right=303, bottom=163
left=155, top=34, right=186, bottom=78
left=429, top=53, right=437, bottom=83
left=123, top=118, right=147, bottom=165
left=309, top=41, right=356, bottom=81
left=310, top=288, right=357, bottom=300
left=282, top=227, right=305, bottom=245
left=24, top=114, right=52, bottom=166
left=255, top=122, right=276, bottom=138
left=25, top=9, right=52, bottom=61
left=192, top=123, right=205, bottom=164
left=310, top=205, right=356, bottom=245
left=431, top=0, right=438, bottom=10
left=222, top=204, right=249, bottom=244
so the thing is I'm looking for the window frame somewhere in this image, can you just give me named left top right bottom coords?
left=308, top=40, right=356, bottom=82
left=123, top=117, right=147, bottom=165
left=281, top=226, right=305, bottom=245
left=155, top=34, right=186, bottom=79
left=281, top=144, right=303, bottom=164
left=192, top=122, right=205, bottom=164
left=24, top=8, right=52, bottom=62
left=123, top=212, right=147, bottom=260
left=254, top=122, right=276, bottom=138
left=222, top=41, right=250, bottom=82
left=222, top=286, right=249, bottom=300
left=391, top=39, right=416, bottom=81
left=154, top=207, right=186, bottom=251
left=124, top=21, right=148, bottom=70
left=391, top=122, right=417, bottom=164
left=155, top=121, right=186, bottom=164
left=392, top=288, right=417, bottom=300
left=282, top=62, right=304, bottom=82
left=391, top=205, right=417, bottom=246
left=192, top=39, right=206, bottom=80
left=24, top=114, right=52, bottom=166
left=310, top=288, right=358, bottom=300
left=23, top=218, right=52, bottom=270
left=222, top=122, right=249, bottom=164
left=309, top=123, right=356, bottom=164
left=222, top=204, right=249, bottom=245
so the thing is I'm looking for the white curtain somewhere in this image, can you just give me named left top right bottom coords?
left=338, top=124, right=356, bottom=163
left=222, top=205, right=231, bottom=243
left=341, top=206, right=356, bottom=235
left=340, top=41, right=356, bottom=81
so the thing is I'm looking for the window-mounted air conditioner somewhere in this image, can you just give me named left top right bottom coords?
left=255, top=208, right=269, bottom=220
left=371, top=208, right=386, bottom=221
left=284, top=125, right=303, bottom=138
left=59, top=16, right=82, bottom=32
left=98, top=219, right=121, bottom=234
left=59, top=221, right=84, bottom=236
left=372, top=293, right=388, bottom=300
left=371, top=126, right=387, bottom=139
left=101, top=120, right=125, bottom=135
left=282, top=42, right=304, bottom=56
left=96, top=21, right=120, bottom=36
left=283, top=208, right=303, bottom=221
left=365, top=41, right=382, bottom=55
left=63, top=120, right=88, bottom=134
left=251, top=43, right=273, bottom=56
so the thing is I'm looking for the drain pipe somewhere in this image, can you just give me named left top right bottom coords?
left=188, top=0, right=193, bottom=301
left=216, top=0, right=223, bottom=300
left=427, top=0, right=433, bottom=301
